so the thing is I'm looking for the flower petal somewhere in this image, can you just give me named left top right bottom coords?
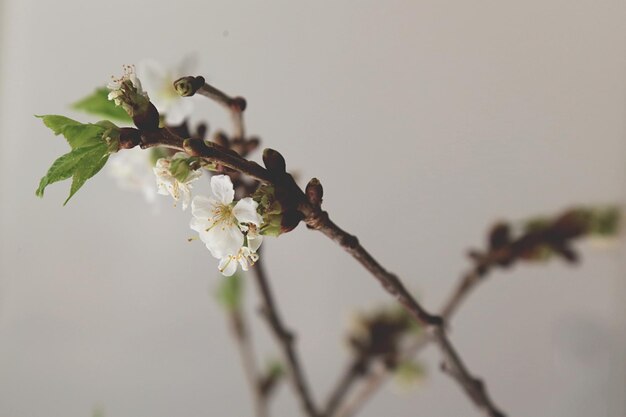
left=136, top=60, right=166, bottom=102
left=191, top=195, right=219, bottom=219
left=210, top=175, right=235, bottom=205
left=164, top=98, right=194, bottom=125
left=247, top=234, right=263, bottom=252
left=180, top=186, right=192, bottom=210
left=218, top=256, right=238, bottom=277
left=206, top=223, right=244, bottom=259
left=238, top=255, right=250, bottom=272
left=233, top=198, right=261, bottom=226
left=190, top=216, right=211, bottom=233
left=176, top=54, right=198, bottom=77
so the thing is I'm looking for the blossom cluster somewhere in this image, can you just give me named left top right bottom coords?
left=153, top=155, right=263, bottom=276
left=107, top=63, right=263, bottom=277
left=107, top=65, right=150, bottom=116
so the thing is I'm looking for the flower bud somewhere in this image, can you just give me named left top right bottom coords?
left=231, top=96, right=247, bottom=112
left=488, top=223, right=510, bottom=250
left=263, top=148, right=286, bottom=173
left=174, top=76, right=205, bottom=97
left=552, top=209, right=590, bottom=240
left=119, top=127, right=141, bottom=149
left=183, top=138, right=214, bottom=157
left=132, top=102, right=160, bottom=131
left=246, top=137, right=260, bottom=153
left=213, top=131, right=230, bottom=147
left=305, top=178, right=324, bottom=207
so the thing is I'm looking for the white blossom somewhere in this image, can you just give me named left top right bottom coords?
left=137, top=56, right=197, bottom=125
left=218, top=246, right=260, bottom=277
left=190, top=175, right=263, bottom=275
left=108, top=147, right=157, bottom=203
left=153, top=153, right=202, bottom=210
left=107, top=65, right=149, bottom=115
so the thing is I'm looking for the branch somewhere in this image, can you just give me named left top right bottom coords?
left=227, top=309, right=269, bottom=417
left=322, top=359, right=366, bottom=417
left=124, top=78, right=506, bottom=417
left=332, top=208, right=611, bottom=416
left=433, top=328, right=504, bottom=417
left=174, top=76, right=246, bottom=139
left=251, top=254, right=320, bottom=417
left=304, top=209, right=504, bottom=417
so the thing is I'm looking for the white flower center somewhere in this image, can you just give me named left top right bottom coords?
left=208, top=203, right=236, bottom=231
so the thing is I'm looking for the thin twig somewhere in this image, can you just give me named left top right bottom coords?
left=227, top=309, right=269, bottom=417
left=333, top=362, right=387, bottom=417
left=303, top=210, right=505, bottom=417
left=175, top=76, right=246, bottom=139
left=333, top=210, right=597, bottom=416
left=322, top=359, right=365, bottom=417
left=432, top=328, right=504, bottom=417
left=334, top=334, right=432, bottom=417
left=251, top=255, right=320, bottom=417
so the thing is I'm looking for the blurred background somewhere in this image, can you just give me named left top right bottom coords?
left=1, top=1, right=625, bottom=416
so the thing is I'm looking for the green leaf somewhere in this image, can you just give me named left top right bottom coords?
left=36, top=115, right=108, bottom=149
left=36, top=144, right=101, bottom=197
left=36, top=142, right=109, bottom=204
left=37, top=115, right=82, bottom=134
left=64, top=144, right=109, bottom=205
left=216, top=272, right=244, bottom=312
left=73, top=87, right=132, bottom=123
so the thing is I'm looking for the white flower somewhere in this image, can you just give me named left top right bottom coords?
left=137, top=56, right=197, bottom=125
left=108, top=147, right=157, bottom=203
left=107, top=65, right=149, bottom=115
left=218, top=246, right=260, bottom=277
left=190, top=175, right=263, bottom=265
left=153, top=153, right=202, bottom=210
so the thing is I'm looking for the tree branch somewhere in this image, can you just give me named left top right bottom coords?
left=127, top=126, right=503, bottom=416
left=227, top=309, right=269, bottom=417
left=174, top=75, right=246, bottom=139
left=250, top=254, right=320, bottom=417
left=303, top=209, right=505, bottom=417
left=322, top=359, right=366, bottom=417
left=331, top=208, right=605, bottom=416
left=124, top=78, right=507, bottom=417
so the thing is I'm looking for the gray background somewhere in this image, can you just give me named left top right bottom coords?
left=1, top=1, right=625, bottom=416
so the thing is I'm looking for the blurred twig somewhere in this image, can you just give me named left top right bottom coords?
left=332, top=206, right=620, bottom=417
left=251, top=253, right=320, bottom=417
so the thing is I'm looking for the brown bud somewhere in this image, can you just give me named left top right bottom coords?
left=489, top=223, right=511, bottom=250
left=173, top=76, right=205, bottom=97
left=246, top=137, right=260, bottom=153
left=195, top=123, right=208, bottom=140
left=132, top=102, right=160, bottom=131
left=552, top=210, right=590, bottom=240
left=231, top=96, right=247, bottom=112
left=183, top=138, right=215, bottom=157
left=263, top=148, right=286, bottom=173
left=305, top=178, right=324, bottom=207
left=119, top=127, right=141, bottom=149
left=213, top=131, right=229, bottom=147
